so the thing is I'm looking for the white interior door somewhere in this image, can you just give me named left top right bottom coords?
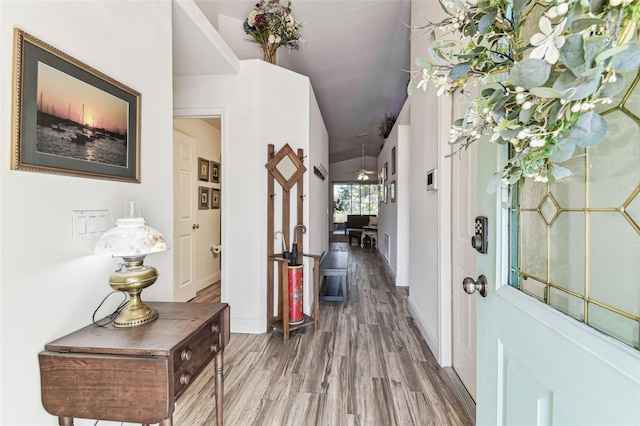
left=475, top=142, right=640, bottom=425
left=173, top=129, right=197, bottom=302
left=451, top=91, right=478, bottom=401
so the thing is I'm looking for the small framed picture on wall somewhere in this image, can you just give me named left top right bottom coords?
left=391, top=146, right=396, bottom=175
left=198, top=158, right=209, bottom=181
left=198, top=186, right=209, bottom=209
left=211, top=188, right=220, bottom=209
left=211, top=161, right=220, bottom=184
left=390, top=181, right=396, bottom=202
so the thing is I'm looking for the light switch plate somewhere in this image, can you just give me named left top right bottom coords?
left=72, top=210, right=109, bottom=240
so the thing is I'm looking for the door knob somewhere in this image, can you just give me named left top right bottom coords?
left=192, top=224, right=200, bottom=230
left=462, top=275, right=488, bottom=297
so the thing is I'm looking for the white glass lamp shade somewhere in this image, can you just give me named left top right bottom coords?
left=94, top=218, right=167, bottom=258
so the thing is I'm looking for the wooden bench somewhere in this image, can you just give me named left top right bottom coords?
left=318, top=251, right=349, bottom=307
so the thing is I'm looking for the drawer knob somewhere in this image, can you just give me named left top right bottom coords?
left=211, top=323, right=219, bottom=333
left=210, top=342, right=220, bottom=353
left=180, top=349, right=193, bottom=361
left=180, top=373, right=191, bottom=385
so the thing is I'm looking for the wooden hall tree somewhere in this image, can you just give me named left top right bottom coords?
left=265, top=143, right=320, bottom=340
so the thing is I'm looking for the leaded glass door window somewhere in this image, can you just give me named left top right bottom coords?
left=509, top=71, right=640, bottom=350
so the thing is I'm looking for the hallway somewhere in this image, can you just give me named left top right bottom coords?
left=176, top=242, right=472, bottom=425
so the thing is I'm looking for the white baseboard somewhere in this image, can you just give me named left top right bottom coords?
left=230, top=317, right=266, bottom=334
left=196, top=271, right=221, bottom=292
left=395, top=275, right=410, bottom=287
left=408, top=296, right=441, bottom=364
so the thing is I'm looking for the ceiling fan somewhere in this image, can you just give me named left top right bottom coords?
left=348, top=143, right=376, bottom=181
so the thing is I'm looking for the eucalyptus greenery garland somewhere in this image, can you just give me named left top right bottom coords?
left=409, top=0, right=640, bottom=189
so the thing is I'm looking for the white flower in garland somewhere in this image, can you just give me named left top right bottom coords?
left=530, top=16, right=566, bottom=64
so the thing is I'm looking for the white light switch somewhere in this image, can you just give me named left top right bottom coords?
left=74, top=215, right=87, bottom=237
left=73, top=210, right=109, bottom=240
left=87, top=216, right=97, bottom=233
left=97, top=212, right=109, bottom=232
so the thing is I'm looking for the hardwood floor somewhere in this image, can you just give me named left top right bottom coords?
left=178, top=242, right=473, bottom=425
left=190, top=280, right=222, bottom=303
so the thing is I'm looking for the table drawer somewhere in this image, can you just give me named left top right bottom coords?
left=172, top=315, right=222, bottom=397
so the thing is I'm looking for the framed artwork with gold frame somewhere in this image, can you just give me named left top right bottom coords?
left=11, top=29, right=141, bottom=182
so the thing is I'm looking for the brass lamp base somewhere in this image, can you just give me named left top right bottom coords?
left=112, top=293, right=159, bottom=327
left=109, top=256, right=160, bottom=328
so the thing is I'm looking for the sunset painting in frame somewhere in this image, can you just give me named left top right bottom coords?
left=12, top=29, right=141, bottom=182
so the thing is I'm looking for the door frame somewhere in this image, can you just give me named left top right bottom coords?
left=173, top=107, right=227, bottom=302
left=437, top=94, right=454, bottom=367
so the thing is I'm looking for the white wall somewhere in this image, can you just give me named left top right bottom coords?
left=376, top=98, right=411, bottom=284
left=174, top=60, right=328, bottom=332
left=0, top=1, right=174, bottom=424
left=307, top=86, right=330, bottom=310
left=406, top=0, right=450, bottom=362
left=395, top=125, right=411, bottom=286
left=173, top=118, right=222, bottom=291
left=378, top=131, right=398, bottom=272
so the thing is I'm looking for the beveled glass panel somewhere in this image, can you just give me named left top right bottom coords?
left=540, top=195, right=558, bottom=225
left=622, top=71, right=640, bottom=118
left=594, top=71, right=638, bottom=115
left=590, top=212, right=640, bottom=317
left=588, top=303, right=640, bottom=349
left=549, top=212, right=585, bottom=295
left=521, top=178, right=547, bottom=209
left=626, top=190, right=640, bottom=231
left=521, top=211, right=547, bottom=281
left=549, top=287, right=584, bottom=321
left=511, top=70, right=639, bottom=351
left=509, top=210, right=521, bottom=286
left=550, top=149, right=585, bottom=209
left=521, top=276, right=547, bottom=302
left=589, top=111, right=640, bottom=208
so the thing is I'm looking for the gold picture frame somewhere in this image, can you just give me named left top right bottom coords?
left=11, top=29, right=141, bottom=182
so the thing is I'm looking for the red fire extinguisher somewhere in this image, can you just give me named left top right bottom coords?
left=288, top=264, right=304, bottom=325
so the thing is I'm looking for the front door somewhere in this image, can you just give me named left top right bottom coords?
left=173, top=129, right=197, bottom=302
left=474, top=99, right=640, bottom=423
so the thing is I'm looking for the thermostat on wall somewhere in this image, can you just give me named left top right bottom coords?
left=426, top=168, right=437, bottom=191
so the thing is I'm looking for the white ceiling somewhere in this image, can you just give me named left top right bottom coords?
left=192, top=0, right=411, bottom=163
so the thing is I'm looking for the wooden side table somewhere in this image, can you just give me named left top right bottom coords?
left=38, top=302, right=230, bottom=426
